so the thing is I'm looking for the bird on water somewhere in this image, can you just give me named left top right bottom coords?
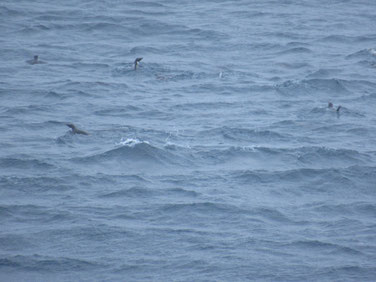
left=66, top=123, right=89, bottom=135
left=134, top=57, right=143, bottom=70
left=27, top=55, right=46, bottom=65
left=328, top=102, right=341, bottom=113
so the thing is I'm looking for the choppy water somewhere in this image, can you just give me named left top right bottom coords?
left=1, top=0, right=376, bottom=281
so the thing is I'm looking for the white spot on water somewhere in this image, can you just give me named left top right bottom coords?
left=116, top=138, right=149, bottom=147
left=369, top=48, right=376, bottom=56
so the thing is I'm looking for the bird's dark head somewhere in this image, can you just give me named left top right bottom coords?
left=66, top=123, right=76, bottom=130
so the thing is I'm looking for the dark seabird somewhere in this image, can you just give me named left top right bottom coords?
left=27, top=55, right=45, bottom=65
left=66, top=123, right=89, bottom=135
left=134, top=57, right=143, bottom=70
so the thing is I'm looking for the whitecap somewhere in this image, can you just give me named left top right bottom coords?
left=115, top=138, right=149, bottom=147
left=369, top=48, right=376, bottom=56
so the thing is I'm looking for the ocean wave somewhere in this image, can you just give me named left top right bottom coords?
left=42, top=90, right=67, bottom=100
left=136, top=109, right=170, bottom=120
left=159, top=202, right=246, bottom=215
left=306, top=68, right=342, bottom=79
left=4, top=104, right=52, bottom=115
left=70, top=62, right=110, bottom=69
left=74, top=139, right=187, bottom=167
left=338, top=165, right=376, bottom=187
left=316, top=265, right=376, bottom=281
left=61, top=80, right=123, bottom=92
left=284, top=240, right=364, bottom=256
left=313, top=201, right=376, bottom=219
left=100, top=186, right=155, bottom=198
left=31, top=23, right=76, bottom=32
left=0, top=175, right=72, bottom=192
left=166, top=187, right=200, bottom=198
left=233, top=167, right=343, bottom=186
left=94, top=105, right=141, bottom=117
left=129, top=46, right=162, bottom=55
left=18, top=24, right=50, bottom=33
left=0, top=234, right=33, bottom=251
left=82, top=22, right=126, bottom=32
left=0, top=255, right=101, bottom=272
left=352, top=202, right=376, bottom=218
left=276, top=47, right=312, bottom=55
left=295, top=146, right=368, bottom=165
left=319, top=34, right=376, bottom=43
left=185, top=28, right=229, bottom=40
left=0, top=206, right=12, bottom=218
left=346, top=48, right=376, bottom=67
left=198, top=126, right=289, bottom=142
left=113, top=61, right=222, bottom=82
left=129, top=1, right=167, bottom=8
left=161, top=71, right=210, bottom=81
left=286, top=41, right=310, bottom=47
left=275, top=78, right=351, bottom=97
left=358, top=92, right=376, bottom=102
left=305, top=105, right=365, bottom=118
left=196, top=146, right=257, bottom=164
left=0, top=204, right=74, bottom=223
left=111, top=64, right=146, bottom=76
left=275, top=62, right=311, bottom=69
left=90, top=173, right=150, bottom=184
left=346, top=48, right=376, bottom=60
left=0, top=157, right=54, bottom=170
left=56, top=87, right=116, bottom=101
left=158, top=202, right=295, bottom=225
left=253, top=207, right=294, bottom=223
left=137, top=21, right=187, bottom=36
left=0, top=6, right=25, bottom=17
left=190, top=145, right=369, bottom=168
left=228, top=10, right=270, bottom=18
left=172, top=101, right=234, bottom=111
left=0, top=87, right=63, bottom=102
left=236, top=165, right=376, bottom=194
left=345, top=127, right=371, bottom=136
left=264, top=31, right=302, bottom=40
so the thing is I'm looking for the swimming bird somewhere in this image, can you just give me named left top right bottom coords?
left=26, top=55, right=39, bottom=65
left=27, top=55, right=46, bottom=65
left=66, top=123, right=89, bottom=135
left=327, top=102, right=342, bottom=116
left=134, top=57, right=143, bottom=70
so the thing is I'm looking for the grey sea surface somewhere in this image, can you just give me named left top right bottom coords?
left=1, top=0, right=376, bottom=281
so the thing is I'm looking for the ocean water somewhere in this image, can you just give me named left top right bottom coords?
left=1, top=0, right=376, bottom=281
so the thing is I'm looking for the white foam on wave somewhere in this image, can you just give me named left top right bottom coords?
left=116, top=138, right=149, bottom=147
left=369, top=48, right=376, bottom=56
left=164, top=128, right=192, bottom=149
left=164, top=141, right=191, bottom=150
